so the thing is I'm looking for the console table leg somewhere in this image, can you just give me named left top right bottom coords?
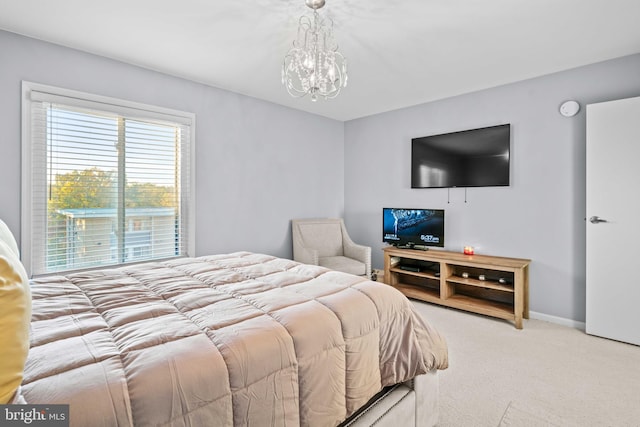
left=514, top=268, right=524, bottom=329
left=523, top=265, right=530, bottom=319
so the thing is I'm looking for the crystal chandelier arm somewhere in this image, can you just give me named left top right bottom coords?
left=293, top=16, right=312, bottom=49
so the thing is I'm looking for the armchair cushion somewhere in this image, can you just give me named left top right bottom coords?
left=319, top=256, right=366, bottom=276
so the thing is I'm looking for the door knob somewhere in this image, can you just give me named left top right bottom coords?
left=589, top=216, right=607, bottom=224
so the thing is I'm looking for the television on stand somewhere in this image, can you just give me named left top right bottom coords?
left=383, top=208, right=445, bottom=249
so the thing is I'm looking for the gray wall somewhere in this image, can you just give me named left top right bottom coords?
left=344, top=53, right=640, bottom=323
left=0, top=30, right=344, bottom=260
left=3, top=29, right=639, bottom=323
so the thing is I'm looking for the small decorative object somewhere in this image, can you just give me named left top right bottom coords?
left=463, top=246, right=474, bottom=255
left=498, top=278, right=507, bottom=284
left=478, top=274, right=486, bottom=281
left=462, top=272, right=469, bottom=279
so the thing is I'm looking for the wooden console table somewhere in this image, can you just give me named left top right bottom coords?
left=383, top=247, right=530, bottom=329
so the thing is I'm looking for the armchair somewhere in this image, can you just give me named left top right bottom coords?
left=292, top=218, right=371, bottom=278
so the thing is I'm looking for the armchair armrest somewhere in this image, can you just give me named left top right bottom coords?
left=343, top=240, right=372, bottom=278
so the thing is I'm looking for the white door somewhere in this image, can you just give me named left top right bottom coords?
left=586, top=96, right=640, bottom=346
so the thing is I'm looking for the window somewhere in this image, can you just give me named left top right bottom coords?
left=22, top=82, right=195, bottom=276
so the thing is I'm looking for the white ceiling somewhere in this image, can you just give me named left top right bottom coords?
left=1, top=0, right=639, bottom=121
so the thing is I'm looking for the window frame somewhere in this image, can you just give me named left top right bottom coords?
left=21, top=81, right=196, bottom=277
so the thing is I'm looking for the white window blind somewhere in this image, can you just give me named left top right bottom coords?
left=22, top=82, right=195, bottom=276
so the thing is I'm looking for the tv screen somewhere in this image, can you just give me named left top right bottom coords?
left=411, top=124, right=510, bottom=188
left=383, top=208, right=445, bottom=247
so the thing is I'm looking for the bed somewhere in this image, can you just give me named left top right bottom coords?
left=6, top=246, right=448, bottom=426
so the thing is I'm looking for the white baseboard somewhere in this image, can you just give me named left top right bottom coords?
left=529, top=311, right=586, bottom=330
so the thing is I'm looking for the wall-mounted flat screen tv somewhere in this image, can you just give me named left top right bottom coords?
left=411, top=124, right=510, bottom=188
left=382, top=208, right=444, bottom=247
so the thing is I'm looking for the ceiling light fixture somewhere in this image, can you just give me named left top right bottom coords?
left=282, top=0, right=348, bottom=102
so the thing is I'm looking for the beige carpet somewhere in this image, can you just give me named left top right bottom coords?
left=411, top=301, right=640, bottom=427
left=498, top=400, right=573, bottom=427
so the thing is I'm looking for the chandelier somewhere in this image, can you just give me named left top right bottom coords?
left=282, top=0, right=348, bottom=102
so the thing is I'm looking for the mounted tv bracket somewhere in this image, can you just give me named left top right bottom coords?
left=447, top=188, right=469, bottom=204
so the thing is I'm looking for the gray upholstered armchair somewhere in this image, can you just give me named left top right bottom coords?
left=292, top=218, right=371, bottom=278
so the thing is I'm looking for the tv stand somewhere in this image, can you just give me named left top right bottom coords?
left=383, top=247, right=530, bottom=329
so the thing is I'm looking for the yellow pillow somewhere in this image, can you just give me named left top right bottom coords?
left=0, top=238, right=31, bottom=404
left=0, top=219, right=19, bottom=257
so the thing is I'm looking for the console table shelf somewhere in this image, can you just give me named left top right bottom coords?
left=389, top=267, right=439, bottom=281
left=383, top=247, right=530, bottom=329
